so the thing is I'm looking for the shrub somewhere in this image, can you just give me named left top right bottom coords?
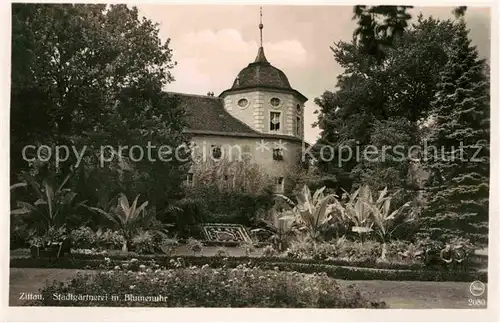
left=158, top=237, right=179, bottom=255
left=96, top=229, right=125, bottom=250
left=26, top=262, right=387, bottom=308
left=335, top=239, right=381, bottom=262
left=11, top=255, right=487, bottom=283
left=10, top=173, right=87, bottom=234
left=70, top=226, right=97, bottom=249
left=131, top=231, right=155, bottom=254
left=186, top=238, right=203, bottom=255
left=242, top=242, right=256, bottom=257
left=10, top=221, right=30, bottom=249
left=262, top=245, right=276, bottom=257
left=28, top=226, right=68, bottom=248
left=214, top=246, right=229, bottom=258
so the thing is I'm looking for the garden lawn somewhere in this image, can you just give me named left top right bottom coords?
left=9, top=268, right=486, bottom=308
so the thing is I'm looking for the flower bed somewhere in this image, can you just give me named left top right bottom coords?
left=10, top=254, right=487, bottom=283
left=24, top=260, right=387, bottom=308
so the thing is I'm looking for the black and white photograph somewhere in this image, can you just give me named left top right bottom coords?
left=3, top=0, right=498, bottom=320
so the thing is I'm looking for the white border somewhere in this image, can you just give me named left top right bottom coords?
left=1, top=0, right=499, bottom=322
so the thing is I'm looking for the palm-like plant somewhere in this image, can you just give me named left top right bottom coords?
left=90, top=193, right=149, bottom=252
left=276, top=185, right=338, bottom=242
left=341, top=185, right=375, bottom=241
left=364, top=187, right=414, bottom=260
left=11, top=173, right=86, bottom=234
left=252, top=208, right=297, bottom=252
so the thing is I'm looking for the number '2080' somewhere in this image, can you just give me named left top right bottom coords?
left=468, top=298, right=486, bottom=306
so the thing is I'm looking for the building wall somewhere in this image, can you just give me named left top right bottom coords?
left=223, top=89, right=304, bottom=139
left=188, top=135, right=303, bottom=179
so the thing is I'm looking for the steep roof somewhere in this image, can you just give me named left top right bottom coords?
left=219, top=47, right=307, bottom=102
left=170, top=92, right=303, bottom=142
left=229, top=47, right=292, bottom=90
left=173, top=93, right=258, bottom=135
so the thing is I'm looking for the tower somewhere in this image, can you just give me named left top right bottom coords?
left=219, top=7, right=307, bottom=139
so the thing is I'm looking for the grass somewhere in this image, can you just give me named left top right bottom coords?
left=9, top=268, right=487, bottom=309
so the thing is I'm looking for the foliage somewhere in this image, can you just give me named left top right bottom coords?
left=27, top=261, right=387, bottom=308
left=13, top=254, right=486, bottom=283
left=11, top=173, right=87, bottom=234
left=131, top=230, right=155, bottom=254
left=252, top=209, right=296, bottom=252
left=90, top=193, right=152, bottom=252
left=275, top=185, right=339, bottom=242
left=339, top=185, right=375, bottom=240
left=361, top=187, right=416, bottom=242
left=452, top=6, right=467, bottom=18
left=11, top=3, right=189, bottom=211
left=186, top=237, right=203, bottom=255
left=214, top=246, right=229, bottom=258
left=170, top=160, right=275, bottom=232
left=95, top=229, right=126, bottom=250
left=175, top=187, right=274, bottom=230
left=356, top=117, right=420, bottom=205
left=28, top=226, right=68, bottom=247
left=352, top=5, right=413, bottom=62
left=329, top=185, right=417, bottom=248
left=70, top=226, right=98, bottom=249
left=191, top=159, right=274, bottom=196
left=421, top=20, right=489, bottom=246
left=261, top=245, right=276, bottom=257
left=313, top=16, right=460, bottom=194
left=335, top=239, right=382, bottom=262
left=10, top=220, right=31, bottom=249
left=241, top=241, right=256, bottom=257
left=286, top=239, right=337, bottom=261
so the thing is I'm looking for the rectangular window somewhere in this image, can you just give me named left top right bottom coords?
left=211, top=144, right=222, bottom=159
left=270, top=112, right=281, bottom=131
left=296, top=117, right=301, bottom=136
left=186, top=172, right=194, bottom=187
left=275, top=177, right=285, bottom=193
left=273, top=148, right=284, bottom=161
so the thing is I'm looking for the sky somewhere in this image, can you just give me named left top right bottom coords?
left=135, top=5, right=491, bottom=143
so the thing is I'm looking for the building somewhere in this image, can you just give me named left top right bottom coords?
left=174, top=12, right=308, bottom=192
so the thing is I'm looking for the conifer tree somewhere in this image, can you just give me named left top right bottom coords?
left=422, top=20, right=490, bottom=246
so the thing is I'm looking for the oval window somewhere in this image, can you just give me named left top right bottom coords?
left=270, top=97, right=281, bottom=107
left=238, top=98, right=248, bottom=108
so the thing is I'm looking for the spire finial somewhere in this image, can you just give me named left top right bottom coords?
left=254, top=7, right=268, bottom=63
left=259, top=7, right=263, bottom=48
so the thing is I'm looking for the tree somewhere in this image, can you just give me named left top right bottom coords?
left=313, top=16, right=459, bottom=194
left=421, top=20, right=489, bottom=246
left=352, top=5, right=413, bottom=62
left=11, top=4, right=189, bottom=211
left=453, top=6, right=467, bottom=18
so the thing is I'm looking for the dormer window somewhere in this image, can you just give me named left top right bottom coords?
left=273, top=148, right=284, bottom=161
left=270, top=112, right=281, bottom=131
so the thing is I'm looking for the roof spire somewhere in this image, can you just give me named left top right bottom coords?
left=259, top=7, right=263, bottom=48
left=254, top=7, right=269, bottom=63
